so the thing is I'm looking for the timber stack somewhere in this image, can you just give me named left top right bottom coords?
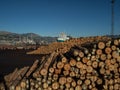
left=27, top=36, right=110, bottom=54
left=1, top=37, right=120, bottom=90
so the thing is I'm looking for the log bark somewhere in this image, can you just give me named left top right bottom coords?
left=26, top=60, right=39, bottom=77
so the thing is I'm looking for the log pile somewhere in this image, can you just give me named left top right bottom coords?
left=27, top=36, right=110, bottom=54
left=1, top=38, right=120, bottom=90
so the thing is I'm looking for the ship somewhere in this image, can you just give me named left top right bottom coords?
left=57, top=33, right=69, bottom=42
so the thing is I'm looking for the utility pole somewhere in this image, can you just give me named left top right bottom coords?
left=111, top=0, right=115, bottom=38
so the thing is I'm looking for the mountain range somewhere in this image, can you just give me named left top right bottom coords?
left=0, top=31, right=57, bottom=44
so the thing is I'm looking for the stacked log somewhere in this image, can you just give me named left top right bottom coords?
left=27, top=36, right=110, bottom=54
left=2, top=38, right=120, bottom=90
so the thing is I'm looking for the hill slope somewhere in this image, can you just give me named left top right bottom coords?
left=0, top=31, right=57, bottom=44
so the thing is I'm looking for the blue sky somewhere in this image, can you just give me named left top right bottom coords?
left=0, top=0, right=120, bottom=37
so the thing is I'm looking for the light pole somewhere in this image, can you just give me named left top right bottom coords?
left=111, top=0, right=115, bottom=37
